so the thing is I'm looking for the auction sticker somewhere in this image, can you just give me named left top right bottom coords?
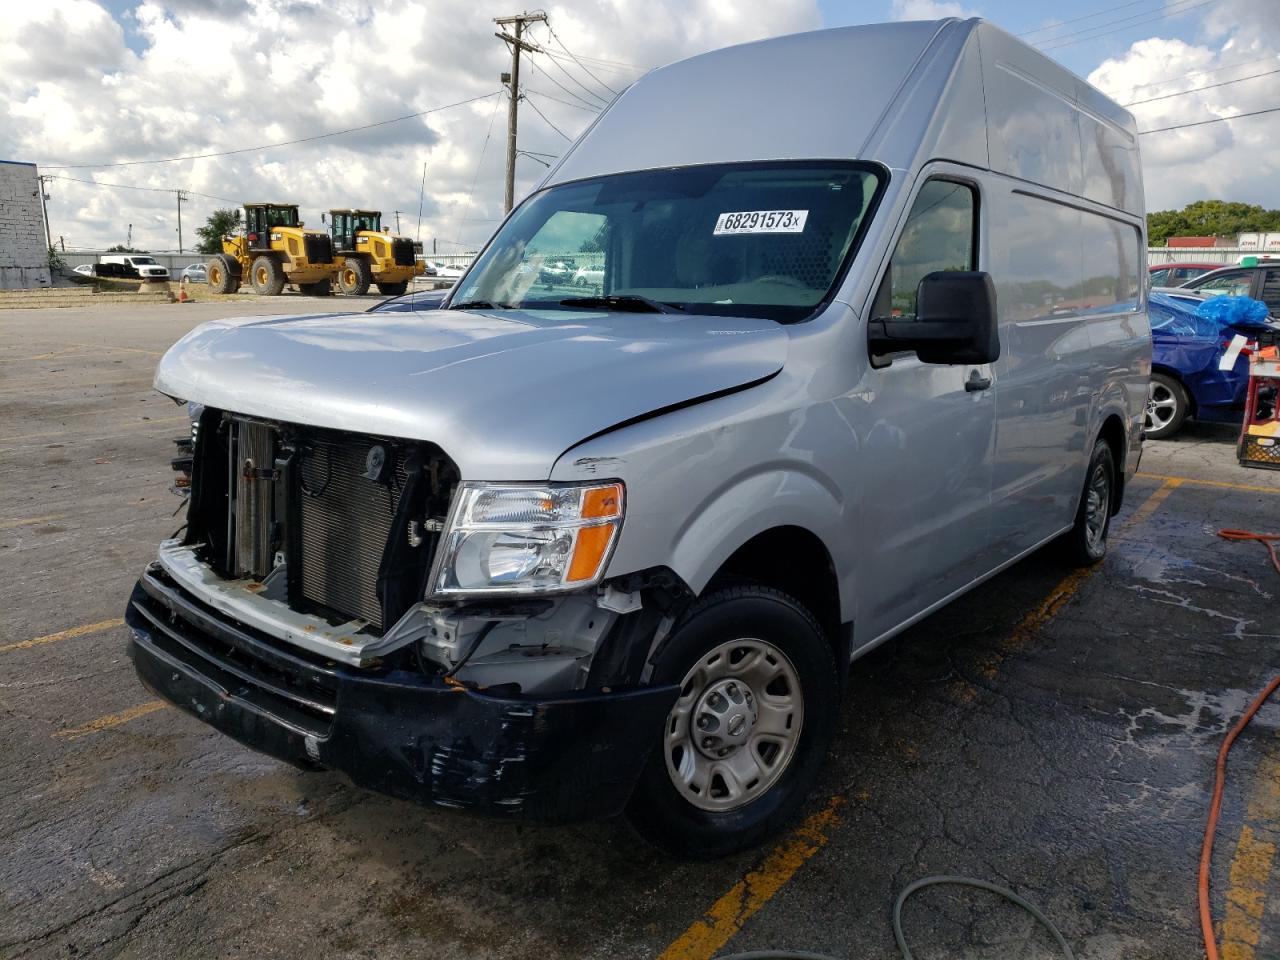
left=713, top=210, right=808, bottom=235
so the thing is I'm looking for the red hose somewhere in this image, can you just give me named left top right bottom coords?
left=1200, top=528, right=1280, bottom=960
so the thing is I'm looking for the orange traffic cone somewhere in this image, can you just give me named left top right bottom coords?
left=177, top=277, right=190, bottom=303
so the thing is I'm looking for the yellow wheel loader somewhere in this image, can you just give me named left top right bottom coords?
left=206, top=203, right=337, bottom=296
left=329, top=209, right=423, bottom=296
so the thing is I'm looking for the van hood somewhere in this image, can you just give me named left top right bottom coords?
left=155, top=308, right=788, bottom=478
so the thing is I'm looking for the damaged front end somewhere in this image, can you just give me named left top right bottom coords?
left=127, top=406, right=684, bottom=819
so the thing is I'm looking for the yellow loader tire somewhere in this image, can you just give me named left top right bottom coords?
left=250, top=255, right=286, bottom=296
left=337, top=257, right=371, bottom=296
left=376, top=281, right=408, bottom=296
left=207, top=255, right=239, bottom=295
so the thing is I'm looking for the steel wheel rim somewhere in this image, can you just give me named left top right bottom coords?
left=665, top=637, right=803, bottom=813
left=210, top=266, right=221, bottom=284
left=1085, top=460, right=1111, bottom=550
left=255, top=267, right=266, bottom=285
left=1145, top=382, right=1177, bottom=430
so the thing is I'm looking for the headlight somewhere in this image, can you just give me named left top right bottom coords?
left=429, top=482, right=624, bottom=596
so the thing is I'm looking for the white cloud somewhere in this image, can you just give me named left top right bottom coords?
left=890, top=0, right=978, bottom=21
left=1087, top=1, right=1280, bottom=213
left=0, top=0, right=820, bottom=251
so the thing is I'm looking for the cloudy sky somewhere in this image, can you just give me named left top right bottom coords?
left=1, top=0, right=1275, bottom=252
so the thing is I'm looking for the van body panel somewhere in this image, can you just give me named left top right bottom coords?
left=153, top=308, right=788, bottom=479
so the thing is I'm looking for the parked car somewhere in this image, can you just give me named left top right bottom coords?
left=72, top=264, right=95, bottom=277
left=126, top=18, right=1148, bottom=858
left=537, top=259, right=575, bottom=286
left=426, top=259, right=466, bottom=280
left=1146, top=291, right=1279, bottom=439
left=1178, top=264, right=1280, bottom=313
left=180, top=263, right=207, bottom=283
left=98, top=254, right=170, bottom=280
left=1148, top=262, right=1219, bottom=287
left=573, top=264, right=605, bottom=287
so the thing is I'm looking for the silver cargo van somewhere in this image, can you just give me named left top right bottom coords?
left=126, top=18, right=1149, bottom=857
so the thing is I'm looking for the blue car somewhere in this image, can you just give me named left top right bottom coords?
left=1147, top=291, right=1277, bottom=438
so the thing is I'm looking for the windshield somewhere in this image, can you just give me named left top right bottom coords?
left=453, top=161, right=883, bottom=322
left=131, top=257, right=157, bottom=265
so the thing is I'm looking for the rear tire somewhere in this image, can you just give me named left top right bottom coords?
left=337, top=257, right=371, bottom=296
left=627, top=585, right=839, bottom=859
left=1063, top=438, right=1116, bottom=566
left=206, top=255, right=238, bottom=295
left=376, top=280, right=408, bottom=296
left=249, top=255, right=285, bottom=296
left=1145, top=373, right=1189, bottom=440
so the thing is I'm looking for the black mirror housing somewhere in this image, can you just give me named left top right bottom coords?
left=868, top=271, right=1000, bottom=365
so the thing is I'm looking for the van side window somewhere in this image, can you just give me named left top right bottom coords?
left=1262, top=268, right=1280, bottom=312
left=1080, top=215, right=1141, bottom=313
left=875, top=180, right=976, bottom=319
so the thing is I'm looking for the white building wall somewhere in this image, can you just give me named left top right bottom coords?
left=0, top=161, right=51, bottom=289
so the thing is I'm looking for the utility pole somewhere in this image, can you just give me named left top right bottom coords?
left=36, top=174, right=52, bottom=250
left=393, top=210, right=402, bottom=234
left=416, top=162, right=427, bottom=241
left=495, top=11, right=546, bottom=213
left=176, top=190, right=188, bottom=254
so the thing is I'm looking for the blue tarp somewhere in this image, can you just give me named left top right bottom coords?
left=1149, top=292, right=1272, bottom=338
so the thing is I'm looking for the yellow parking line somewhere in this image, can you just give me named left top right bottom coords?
left=663, top=478, right=1183, bottom=956
left=54, top=700, right=167, bottom=740
left=1136, top=472, right=1280, bottom=496
left=657, top=795, right=844, bottom=960
left=0, top=514, right=63, bottom=531
left=0, top=414, right=187, bottom=444
left=1219, top=746, right=1280, bottom=960
left=0, top=617, right=125, bottom=654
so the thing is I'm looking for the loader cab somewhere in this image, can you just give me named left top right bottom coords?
left=244, top=203, right=301, bottom=252
left=329, top=209, right=384, bottom=254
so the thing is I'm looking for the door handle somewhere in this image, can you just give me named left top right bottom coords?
left=965, top=371, right=993, bottom=392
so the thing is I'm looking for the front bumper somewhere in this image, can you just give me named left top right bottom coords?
left=125, top=564, right=677, bottom=821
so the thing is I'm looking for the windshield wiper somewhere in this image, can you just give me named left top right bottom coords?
left=558, top=295, right=684, bottom=314
left=449, top=299, right=501, bottom=310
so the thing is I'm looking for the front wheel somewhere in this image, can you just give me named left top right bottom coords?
left=249, top=255, right=285, bottom=296
left=1063, top=438, right=1116, bottom=566
left=1145, top=373, right=1189, bottom=440
left=627, top=585, right=839, bottom=859
left=338, top=257, right=371, bottom=296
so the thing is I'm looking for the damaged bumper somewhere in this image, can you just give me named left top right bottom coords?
left=125, top=564, right=678, bottom=821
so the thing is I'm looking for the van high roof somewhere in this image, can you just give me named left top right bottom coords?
left=544, top=18, right=1141, bottom=217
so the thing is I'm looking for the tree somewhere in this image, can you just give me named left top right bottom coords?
left=106, top=243, right=146, bottom=253
left=1146, top=200, right=1280, bottom=246
left=196, top=208, right=242, bottom=254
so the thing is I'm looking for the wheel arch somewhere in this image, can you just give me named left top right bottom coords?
left=1150, top=364, right=1198, bottom=416
left=1095, top=412, right=1128, bottom=514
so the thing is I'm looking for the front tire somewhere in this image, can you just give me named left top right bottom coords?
left=1063, top=438, right=1116, bottom=566
left=627, top=585, right=839, bottom=859
left=338, top=257, right=371, bottom=296
left=1145, top=373, right=1189, bottom=439
left=206, top=254, right=238, bottom=294
left=376, top=280, right=408, bottom=296
left=249, top=255, right=285, bottom=296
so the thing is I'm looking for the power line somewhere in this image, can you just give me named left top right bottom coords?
left=533, top=48, right=610, bottom=106
left=37, top=91, right=500, bottom=170
left=1036, top=0, right=1218, bottom=52
left=46, top=173, right=239, bottom=204
left=1140, top=104, right=1280, bottom=134
left=1124, top=53, right=1280, bottom=94
left=1124, top=66, right=1280, bottom=106
left=452, top=88, right=506, bottom=245
left=517, top=151, right=552, bottom=168
left=1018, top=0, right=1155, bottom=38
left=540, top=48, right=647, bottom=74
left=543, top=22, right=618, bottom=95
left=523, top=92, right=573, bottom=140
left=524, top=85, right=600, bottom=112
left=526, top=57, right=606, bottom=110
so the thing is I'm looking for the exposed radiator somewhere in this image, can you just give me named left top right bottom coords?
left=297, top=436, right=407, bottom=628
left=232, top=419, right=276, bottom=579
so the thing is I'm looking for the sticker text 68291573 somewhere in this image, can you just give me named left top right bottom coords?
left=713, top=210, right=809, bottom=236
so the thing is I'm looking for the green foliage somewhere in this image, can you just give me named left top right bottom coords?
left=195, top=208, right=242, bottom=255
left=105, top=244, right=146, bottom=253
left=1146, top=200, right=1280, bottom=246
left=47, top=246, right=65, bottom=271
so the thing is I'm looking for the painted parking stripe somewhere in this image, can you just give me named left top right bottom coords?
left=54, top=701, right=167, bottom=740
left=1137, top=472, right=1280, bottom=496
left=0, top=617, right=124, bottom=654
left=0, top=514, right=63, bottom=531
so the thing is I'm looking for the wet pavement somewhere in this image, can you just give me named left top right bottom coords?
left=2, top=300, right=1279, bottom=959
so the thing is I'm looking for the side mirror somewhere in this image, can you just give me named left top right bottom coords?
left=868, top=271, right=1000, bottom=365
